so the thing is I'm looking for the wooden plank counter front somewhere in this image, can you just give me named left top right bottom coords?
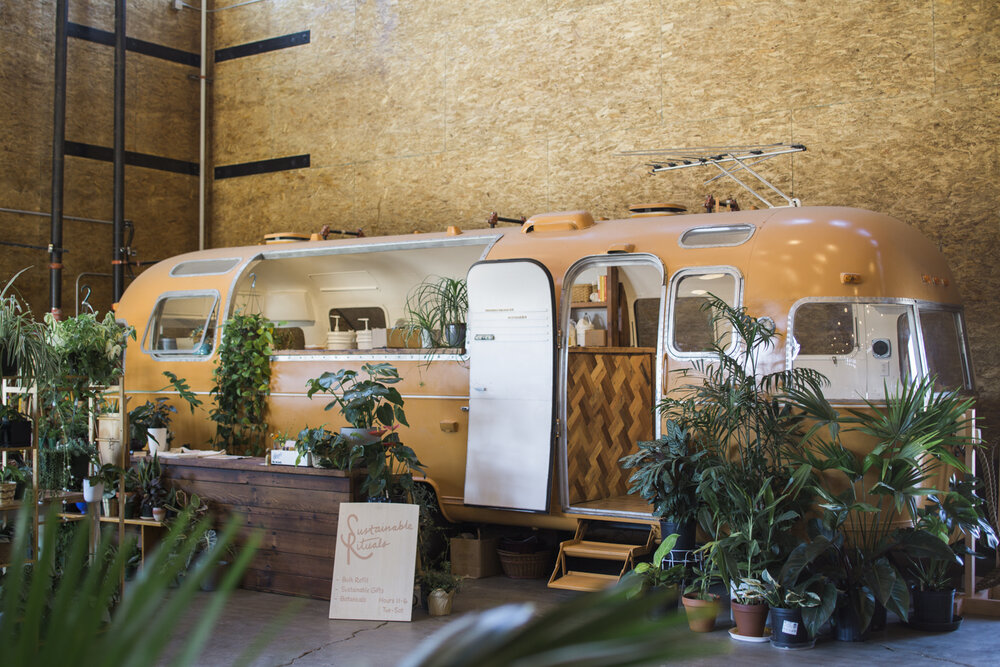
left=158, top=456, right=361, bottom=599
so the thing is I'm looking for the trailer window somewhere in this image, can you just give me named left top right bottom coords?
left=679, top=224, right=755, bottom=248
left=143, top=294, right=219, bottom=355
left=918, top=309, right=970, bottom=390
left=794, top=303, right=855, bottom=355
left=670, top=270, right=738, bottom=354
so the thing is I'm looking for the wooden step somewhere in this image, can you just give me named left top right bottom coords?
left=562, top=540, right=641, bottom=560
left=548, top=571, right=621, bottom=592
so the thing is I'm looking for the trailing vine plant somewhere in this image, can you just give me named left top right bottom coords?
left=209, top=312, right=274, bottom=456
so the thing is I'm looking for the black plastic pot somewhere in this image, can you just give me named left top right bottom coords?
left=659, top=519, right=696, bottom=550
left=444, top=323, right=466, bottom=348
left=769, top=607, right=813, bottom=649
left=1, top=419, right=32, bottom=447
left=833, top=594, right=867, bottom=642
left=912, top=588, right=955, bottom=625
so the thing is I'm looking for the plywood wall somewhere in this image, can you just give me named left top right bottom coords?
left=0, top=0, right=200, bottom=316
left=208, top=0, right=1000, bottom=423
left=3, top=1, right=999, bottom=428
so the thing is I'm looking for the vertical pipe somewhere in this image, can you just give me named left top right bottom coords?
left=49, top=0, right=68, bottom=318
left=112, top=0, right=126, bottom=301
left=198, top=0, right=207, bottom=250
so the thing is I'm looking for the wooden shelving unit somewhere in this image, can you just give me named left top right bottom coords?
left=1, top=377, right=38, bottom=568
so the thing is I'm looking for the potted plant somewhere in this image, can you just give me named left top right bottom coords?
left=83, top=454, right=122, bottom=505
left=900, top=475, right=998, bottom=629
left=0, top=268, right=54, bottom=383
left=0, top=403, right=32, bottom=448
left=625, top=532, right=686, bottom=616
left=129, top=372, right=202, bottom=454
left=419, top=563, right=463, bottom=616
left=787, top=374, right=981, bottom=636
left=294, top=426, right=357, bottom=469
left=759, top=552, right=837, bottom=649
left=729, top=577, right=770, bottom=639
left=130, top=398, right=175, bottom=454
left=136, top=453, right=163, bottom=519
left=43, top=310, right=134, bottom=395
left=1, top=462, right=28, bottom=501
left=680, top=555, right=721, bottom=632
left=620, top=420, right=705, bottom=552
left=306, top=363, right=423, bottom=500
left=210, top=312, right=274, bottom=456
left=404, top=276, right=468, bottom=348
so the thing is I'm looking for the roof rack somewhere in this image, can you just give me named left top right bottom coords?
left=618, top=143, right=806, bottom=209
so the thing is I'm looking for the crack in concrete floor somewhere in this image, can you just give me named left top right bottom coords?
left=278, top=622, right=389, bottom=667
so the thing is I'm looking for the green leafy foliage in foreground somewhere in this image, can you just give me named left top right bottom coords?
left=400, top=583, right=720, bottom=667
left=0, top=501, right=260, bottom=667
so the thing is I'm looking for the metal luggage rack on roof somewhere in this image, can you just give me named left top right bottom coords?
left=617, top=143, right=806, bottom=209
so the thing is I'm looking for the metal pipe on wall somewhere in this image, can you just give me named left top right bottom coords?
left=199, top=0, right=207, bottom=250
left=112, top=0, right=126, bottom=301
left=49, top=0, right=68, bottom=318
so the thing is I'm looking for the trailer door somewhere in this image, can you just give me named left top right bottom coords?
left=464, top=259, right=556, bottom=512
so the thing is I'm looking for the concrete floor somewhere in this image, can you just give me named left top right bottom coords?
left=163, top=578, right=1000, bottom=667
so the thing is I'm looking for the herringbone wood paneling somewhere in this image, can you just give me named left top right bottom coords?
left=566, top=348, right=654, bottom=504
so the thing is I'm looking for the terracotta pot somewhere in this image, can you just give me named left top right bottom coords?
left=681, top=594, right=719, bottom=632
left=731, top=600, right=769, bottom=637
left=427, top=588, right=455, bottom=616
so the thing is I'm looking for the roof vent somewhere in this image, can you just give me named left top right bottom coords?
left=263, top=232, right=310, bottom=245
left=522, top=210, right=595, bottom=234
left=628, top=203, right=687, bottom=217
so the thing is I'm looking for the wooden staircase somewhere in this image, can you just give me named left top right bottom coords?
left=548, top=520, right=656, bottom=592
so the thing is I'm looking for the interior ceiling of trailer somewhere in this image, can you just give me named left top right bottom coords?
left=231, top=243, right=490, bottom=330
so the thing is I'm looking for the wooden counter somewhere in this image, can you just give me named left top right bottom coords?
left=158, top=455, right=361, bottom=599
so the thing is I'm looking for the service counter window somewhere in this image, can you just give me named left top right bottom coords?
left=143, top=293, right=219, bottom=356
left=668, top=269, right=739, bottom=356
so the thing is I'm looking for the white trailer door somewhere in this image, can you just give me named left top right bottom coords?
left=464, top=260, right=556, bottom=512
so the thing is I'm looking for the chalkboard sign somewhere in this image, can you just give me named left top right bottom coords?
left=329, top=502, right=420, bottom=622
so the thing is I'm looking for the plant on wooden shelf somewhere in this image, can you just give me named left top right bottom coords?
left=0, top=402, right=32, bottom=447
left=43, top=310, right=134, bottom=395
left=404, top=275, right=468, bottom=348
left=306, top=362, right=423, bottom=500
left=128, top=371, right=202, bottom=454
left=0, top=268, right=55, bottom=382
left=210, top=312, right=274, bottom=456
left=293, top=426, right=356, bottom=469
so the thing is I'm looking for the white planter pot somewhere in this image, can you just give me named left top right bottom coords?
left=82, top=479, right=104, bottom=503
left=147, top=427, right=168, bottom=454
left=340, top=427, right=382, bottom=446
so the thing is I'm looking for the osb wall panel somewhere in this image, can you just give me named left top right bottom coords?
left=208, top=0, right=1000, bottom=434
left=1, top=1, right=201, bottom=318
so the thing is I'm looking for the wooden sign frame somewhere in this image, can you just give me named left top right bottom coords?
left=329, top=502, right=420, bottom=622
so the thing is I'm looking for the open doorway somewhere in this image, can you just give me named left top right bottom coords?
left=560, top=256, right=664, bottom=517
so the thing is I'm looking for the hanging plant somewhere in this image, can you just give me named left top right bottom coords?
left=43, top=311, right=135, bottom=394
left=209, top=312, right=274, bottom=456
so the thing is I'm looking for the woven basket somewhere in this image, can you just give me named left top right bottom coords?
left=497, top=549, right=552, bottom=579
left=570, top=284, right=592, bottom=303
left=0, top=482, right=15, bottom=503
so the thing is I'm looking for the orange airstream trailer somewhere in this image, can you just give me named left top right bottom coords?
left=115, top=204, right=973, bottom=534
